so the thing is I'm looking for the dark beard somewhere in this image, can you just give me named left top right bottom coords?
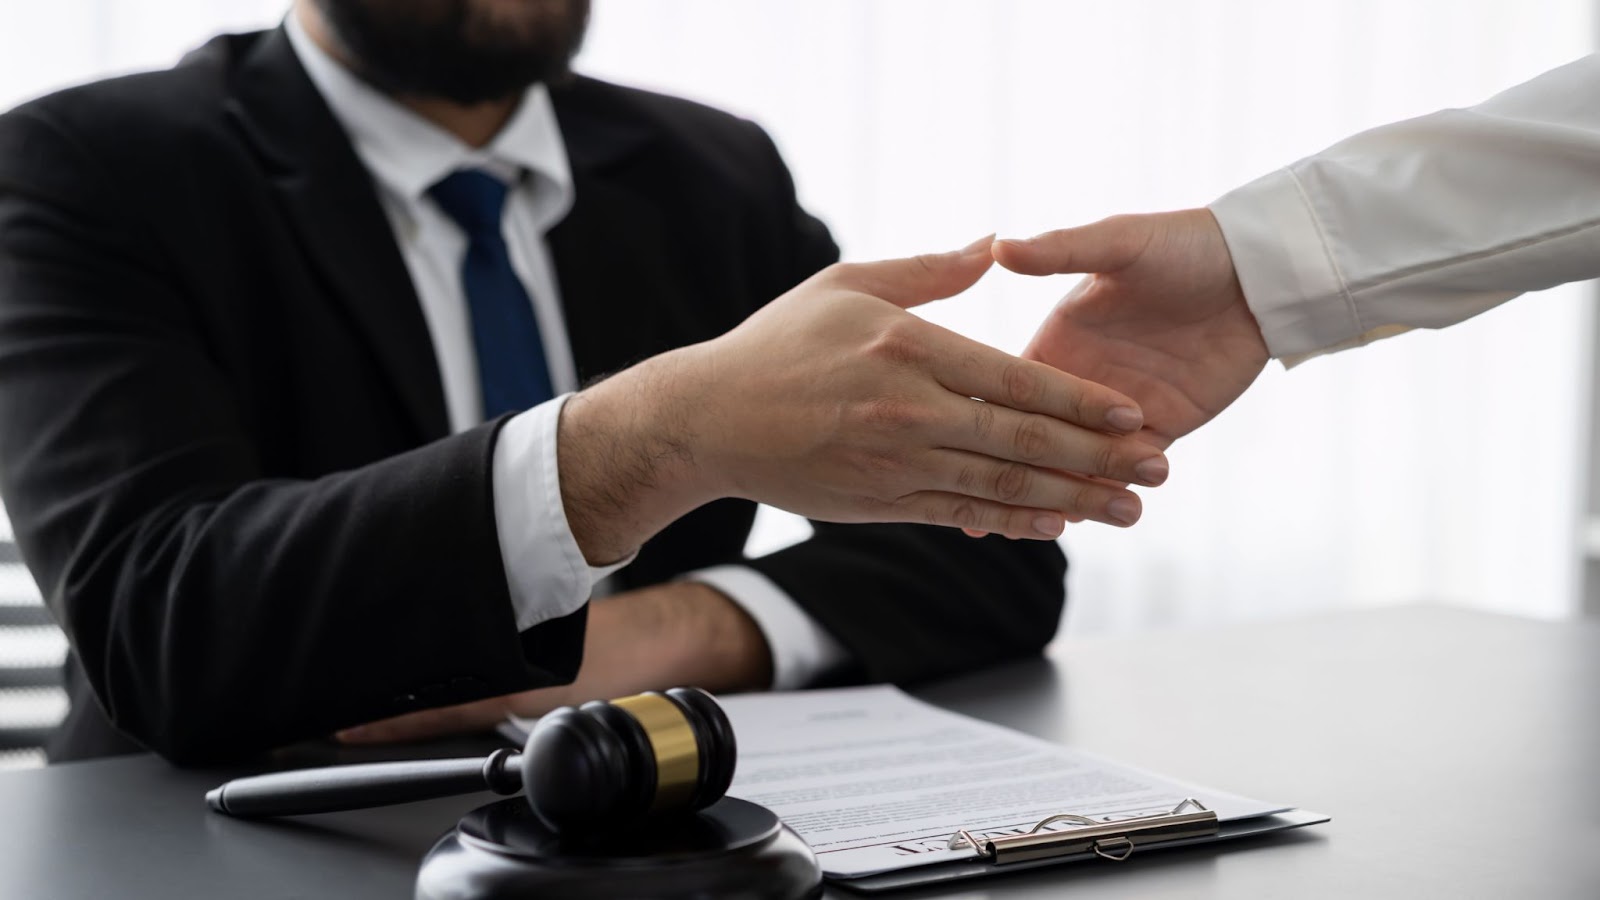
left=313, top=0, right=591, bottom=105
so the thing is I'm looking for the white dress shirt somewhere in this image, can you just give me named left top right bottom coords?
left=1210, top=53, right=1600, bottom=367
left=284, top=15, right=846, bottom=688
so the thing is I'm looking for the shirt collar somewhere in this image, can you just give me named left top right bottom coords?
left=284, top=12, right=574, bottom=227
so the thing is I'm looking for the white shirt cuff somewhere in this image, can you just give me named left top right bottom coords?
left=492, top=394, right=635, bottom=632
left=686, top=565, right=849, bottom=690
left=1211, top=167, right=1401, bottom=367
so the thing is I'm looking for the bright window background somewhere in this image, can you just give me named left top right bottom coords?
left=581, top=1, right=1599, bottom=632
left=0, top=1, right=1594, bottom=766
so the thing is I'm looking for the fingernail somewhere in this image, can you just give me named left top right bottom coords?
left=958, top=233, right=996, bottom=256
left=334, top=727, right=366, bottom=743
left=1106, top=496, right=1141, bottom=526
left=1032, top=514, right=1065, bottom=538
left=1105, top=406, right=1143, bottom=432
left=1134, top=456, right=1169, bottom=486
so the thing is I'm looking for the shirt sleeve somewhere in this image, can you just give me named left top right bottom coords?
left=492, top=394, right=634, bottom=631
left=685, top=565, right=851, bottom=690
left=1209, top=53, right=1600, bottom=367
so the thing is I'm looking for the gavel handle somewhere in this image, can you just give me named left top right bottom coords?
left=206, top=748, right=521, bottom=818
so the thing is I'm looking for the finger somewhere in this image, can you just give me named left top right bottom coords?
left=335, top=697, right=506, bottom=745
left=992, top=215, right=1151, bottom=277
left=890, top=491, right=1069, bottom=539
left=1061, top=471, right=1122, bottom=524
left=924, top=449, right=1146, bottom=527
left=964, top=485, right=1113, bottom=534
left=828, top=234, right=995, bottom=309
left=963, top=507, right=1088, bottom=537
left=923, top=333, right=1148, bottom=435
left=936, top=398, right=1167, bottom=487
left=1061, top=473, right=1120, bottom=522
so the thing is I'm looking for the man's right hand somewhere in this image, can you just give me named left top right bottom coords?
left=558, top=236, right=1173, bottom=564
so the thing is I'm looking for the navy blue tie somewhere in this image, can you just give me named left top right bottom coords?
left=428, top=169, right=555, bottom=420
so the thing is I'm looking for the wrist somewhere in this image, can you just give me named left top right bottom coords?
left=556, top=346, right=722, bottom=564
left=619, top=582, right=773, bottom=693
left=555, top=583, right=773, bottom=707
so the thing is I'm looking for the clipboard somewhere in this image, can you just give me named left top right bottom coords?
left=503, top=686, right=1332, bottom=892
left=829, top=799, right=1330, bottom=893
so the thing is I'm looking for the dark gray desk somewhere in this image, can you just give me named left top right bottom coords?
left=2, top=606, right=1597, bottom=899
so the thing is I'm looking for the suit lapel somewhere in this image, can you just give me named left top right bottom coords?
left=546, top=80, right=704, bottom=385
left=546, top=174, right=678, bottom=384
left=222, top=28, right=450, bottom=441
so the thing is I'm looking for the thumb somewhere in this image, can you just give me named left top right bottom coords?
left=992, top=214, right=1151, bottom=277
left=832, top=234, right=995, bottom=309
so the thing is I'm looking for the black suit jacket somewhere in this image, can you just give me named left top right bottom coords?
left=0, top=28, right=1067, bottom=764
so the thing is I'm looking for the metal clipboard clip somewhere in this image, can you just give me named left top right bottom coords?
left=946, top=798, right=1219, bottom=864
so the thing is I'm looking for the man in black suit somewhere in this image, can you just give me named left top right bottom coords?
left=0, top=0, right=1169, bottom=763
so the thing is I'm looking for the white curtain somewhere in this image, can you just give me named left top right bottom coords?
left=0, top=0, right=1593, bottom=640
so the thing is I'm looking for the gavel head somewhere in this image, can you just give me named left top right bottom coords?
left=521, top=687, right=737, bottom=833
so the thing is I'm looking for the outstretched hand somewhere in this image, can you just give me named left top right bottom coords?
left=561, top=233, right=1178, bottom=565
left=997, top=209, right=1270, bottom=451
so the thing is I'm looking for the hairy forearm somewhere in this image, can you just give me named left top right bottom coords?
left=557, top=347, right=718, bottom=565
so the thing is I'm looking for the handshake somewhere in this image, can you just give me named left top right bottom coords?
left=560, top=209, right=1270, bottom=564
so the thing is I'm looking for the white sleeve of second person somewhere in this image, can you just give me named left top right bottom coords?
left=1208, top=53, right=1600, bottom=367
left=492, top=394, right=634, bottom=631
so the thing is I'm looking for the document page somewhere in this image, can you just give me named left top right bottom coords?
left=718, top=685, right=1288, bottom=878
